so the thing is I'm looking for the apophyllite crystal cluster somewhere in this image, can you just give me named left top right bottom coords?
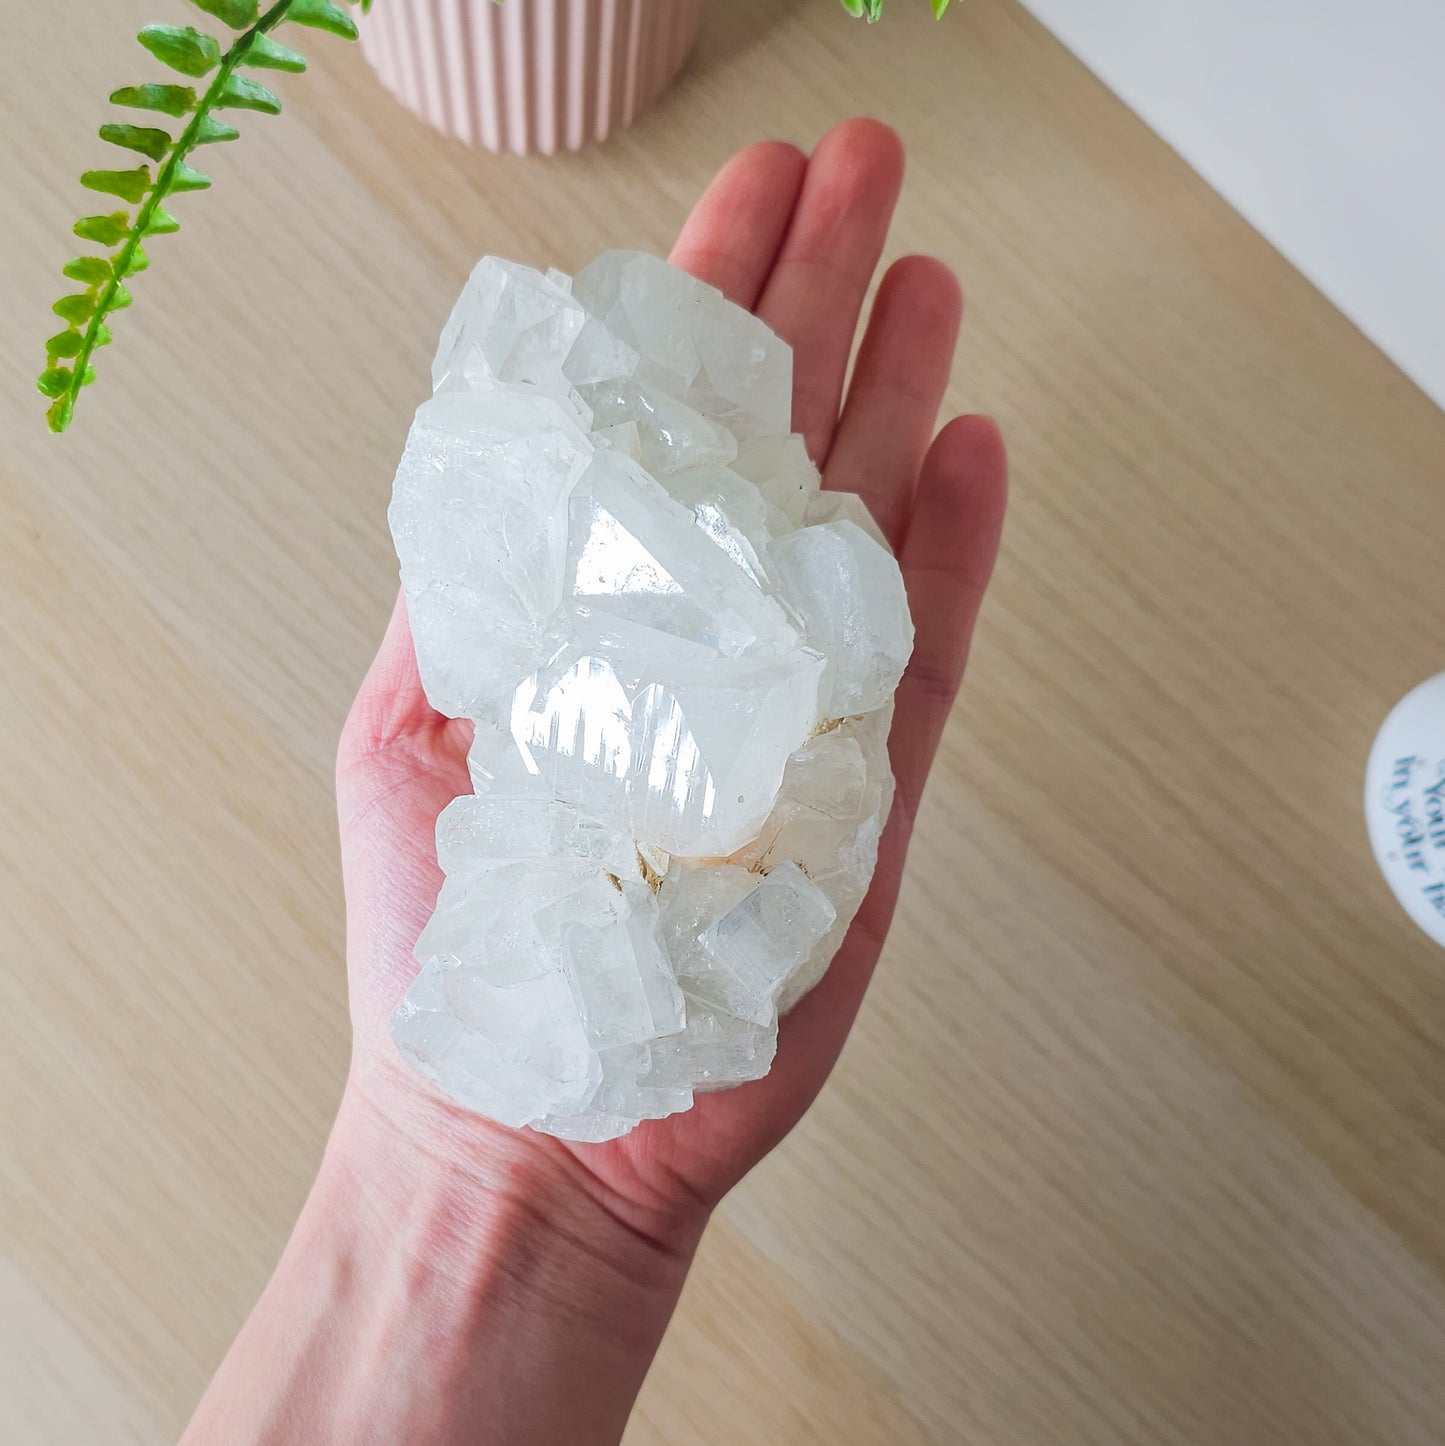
left=387, top=251, right=913, bottom=1141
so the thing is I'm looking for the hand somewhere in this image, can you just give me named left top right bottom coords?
left=183, top=117, right=1005, bottom=1446
left=336, top=117, right=1007, bottom=1251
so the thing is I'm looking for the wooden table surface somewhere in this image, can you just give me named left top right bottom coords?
left=4, top=1, right=1445, bottom=1442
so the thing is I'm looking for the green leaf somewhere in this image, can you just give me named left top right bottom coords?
left=47, top=397, right=76, bottom=433
left=81, top=166, right=152, bottom=204
left=144, top=207, right=181, bottom=236
left=111, top=285, right=135, bottom=311
left=95, top=324, right=115, bottom=348
left=285, top=0, right=359, bottom=41
left=932, top=0, right=951, bottom=14
left=245, top=32, right=307, bottom=72
left=80, top=367, right=98, bottom=387
left=110, top=83, right=197, bottom=116
left=99, top=123, right=172, bottom=161
left=188, top=0, right=259, bottom=27
left=122, top=245, right=151, bottom=276
left=62, top=256, right=113, bottom=285
left=53, top=294, right=96, bottom=325
left=47, top=330, right=85, bottom=359
left=137, top=24, right=222, bottom=78
left=216, top=73, right=281, bottom=113
left=37, top=367, right=72, bottom=399
left=170, top=162, right=212, bottom=192
left=74, top=212, right=130, bottom=245
left=193, top=114, right=240, bottom=144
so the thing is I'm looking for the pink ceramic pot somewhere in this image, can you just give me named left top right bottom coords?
left=359, top=0, right=705, bottom=155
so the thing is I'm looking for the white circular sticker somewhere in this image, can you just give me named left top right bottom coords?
left=1364, top=672, right=1445, bottom=948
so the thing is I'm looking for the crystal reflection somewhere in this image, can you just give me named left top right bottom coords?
left=509, top=654, right=719, bottom=844
left=510, top=655, right=633, bottom=782
left=634, top=682, right=718, bottom=835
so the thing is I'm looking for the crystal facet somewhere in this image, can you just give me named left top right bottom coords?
left=388, top=252, right=914, bottom=1140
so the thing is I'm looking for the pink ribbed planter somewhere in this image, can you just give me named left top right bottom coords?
left=359, top=0, right=705, bottom=155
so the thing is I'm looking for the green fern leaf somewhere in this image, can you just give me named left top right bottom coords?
left=188, top=0, right=260, bottom=27
left=47, top=330, right=85, bottom=359
left=217, top=73, right=282, bottom=113
left=62, top=256, right=114, bottom=286
left=122, top=246, right=151, bottom=277
left=110, top=83, right=197, bottom=116
left=99, top=123, right=172, bottom=161
left=193, top=114, right=241, bottom=144
left=80, top=367, right=98, bottom=387
left=285, top=0, right=359, bottom=41
left=144, top=207, right=182, bottom=237
left=245, top=33, right=307, bottom=72
left=138, top=24, right=223, bottom=78
left=53, top=295, right=97, bottom=325
left=81, top=167, right=153, bottom=204
left=47, top=398, right=76, bottom=431
left=112, top=285, right=135, bottom=311
left=171, top=163, right=213, bottom=192
left=95, top=324, right=114, bottom=348
left=73, top=213, right=130, bottom=246
left=38, top=367, right=72, bottom=399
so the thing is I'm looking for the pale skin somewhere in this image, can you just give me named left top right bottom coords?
left=183, top=117, right=1007, bottom=1445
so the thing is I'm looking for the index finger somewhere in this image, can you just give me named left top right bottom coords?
left=755, top=118, right=906, bottom=462
left=669, top=141, right=808, bottom=307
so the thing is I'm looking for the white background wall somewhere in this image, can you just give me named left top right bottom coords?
left=1019, top=0, right=1445, bottom=412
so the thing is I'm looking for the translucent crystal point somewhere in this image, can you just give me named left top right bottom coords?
left=767, top=520, right=915, bottom=718
left=388, top=252, right=912, bottom=1140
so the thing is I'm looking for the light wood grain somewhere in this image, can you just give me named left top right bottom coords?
left=3, top=1, right=1443, bottom=1442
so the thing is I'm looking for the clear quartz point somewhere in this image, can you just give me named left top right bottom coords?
left=388, top=252, right=913, bottom=1140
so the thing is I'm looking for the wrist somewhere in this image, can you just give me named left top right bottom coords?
left=326, top=1069, right=698, bottom=1440
left=324, top=1062, right=701, bottom=1342
left=185, top=1063, right=700, bottom=1446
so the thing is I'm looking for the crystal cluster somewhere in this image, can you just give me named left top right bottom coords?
left=388, top=252, right=913, bottom=1141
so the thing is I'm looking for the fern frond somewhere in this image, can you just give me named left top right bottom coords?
left=40, top=0, right=365, bottom=433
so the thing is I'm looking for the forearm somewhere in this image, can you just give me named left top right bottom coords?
left=183, top=1080, right=697, bottom=1446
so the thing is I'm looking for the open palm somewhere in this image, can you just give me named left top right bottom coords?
left=335, top=118, right=1007, bottom=1249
